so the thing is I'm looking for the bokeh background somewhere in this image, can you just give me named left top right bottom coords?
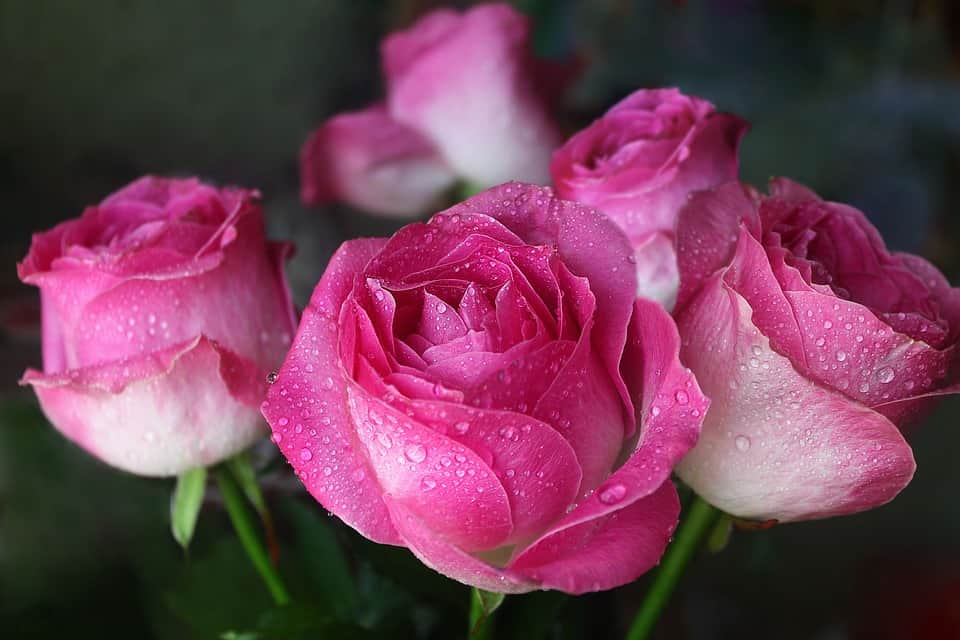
left=2, top=0, right=960, bottom=638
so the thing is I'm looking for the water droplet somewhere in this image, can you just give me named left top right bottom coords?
left=835, top=351, right=846, bottom=362
left=598, top=483, right=627, bottom=505
left=651, top=406, right=661, bottom=417
left=675, top=390, right=689, bottom=405
left=877, top=367, right=895, bottom=384
left=499, top=426, right=517, bottom=440
left=277, top=417, right=289, bottom=427
left=300, top=448, right=313, bottom=461
left=266, top=371, right=278, bottom=384
left=404, top=444, right=427, bottom=463
left=377, top=433, right=393, bottom=449
left=322, top=466, right=332, bottom=476
left=735, top=435, right=751, bottom=452
left=453, top=421, right=470, bottom=435
left=322, top=377, right=335, bottom=390
left=420, top=477, right=437, bottom=491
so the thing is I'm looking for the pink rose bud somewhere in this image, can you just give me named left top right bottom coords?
left=18, top=177, right=297, bottom=476
left=262, top=183, right=707, bottom=594
left=383, top=4, right=561, bottom=188
left=674, top=179, right=960, bottom=522
left=300, top=4, right=562, bottom=219
left=551, top=88, right=748, bottom=309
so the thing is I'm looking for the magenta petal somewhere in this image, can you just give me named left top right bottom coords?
left=346, top=384, right=513, bottom=552
left=780, top=289, right=954, bottom=412
left=384, top=498, right=537, bottom=594
left=405, top=400, right=581, bottom=544
left=509, top=482, right=679, bottom=594
left=675, top=274, right=916, bottom=522
left=262, top=238, right=403, bottom=545
left=622, top=297, right=707, bottom=463
left=451, top=183, right=638, bottom=421
left=418, top=291, right=468, bottom=344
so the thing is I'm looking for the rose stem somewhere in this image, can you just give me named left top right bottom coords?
left=625, top=495, right=720, bottom=640
left=215, top=467, right=291, bottom=606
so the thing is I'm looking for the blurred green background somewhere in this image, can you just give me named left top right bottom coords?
left=2, top=0, right=959, bottom=638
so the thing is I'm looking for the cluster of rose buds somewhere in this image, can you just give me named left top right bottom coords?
left=18, top=2, right=959, bottom=596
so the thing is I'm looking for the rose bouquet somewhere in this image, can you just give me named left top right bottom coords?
left=12, top=3, right=959, bottom=639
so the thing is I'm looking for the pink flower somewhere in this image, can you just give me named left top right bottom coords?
left=551, top=88, right=748, bottom=309
left=673, top=179, right=960, bottom=522
left=18, top=177, right=296, bottom=476
left=301, top=3, right=561, bottom=218
left=262, top=183, right=707, bottom=593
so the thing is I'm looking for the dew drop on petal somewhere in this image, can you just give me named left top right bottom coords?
left=735, top=435, right=751, bottom=452
left=598, top=483, right=627, bottom=505
left=300, top=448, right=313, bottom=461
left=877, top=367, right=895, bottom=384
left=404, top=444, right=427, bottom=463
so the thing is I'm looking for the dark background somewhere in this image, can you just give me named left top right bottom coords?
left=2, top=1, right=959, bottom=638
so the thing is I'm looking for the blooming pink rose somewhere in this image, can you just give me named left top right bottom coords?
left=262, top=183, right=707, bottom=593
left=551, top=88, right=748, bottom=309
left=300, top=4, right=562, bottom=218
left=673, top=179, right=960, bottom=522
left=300, top=105, right=457, bottom=217
left=18, top=177, right=296, bottom=476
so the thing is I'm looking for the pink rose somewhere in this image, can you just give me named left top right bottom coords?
left=262, top=183, right=707, bottom=593
left=383, top=3, right=560, bottom=187
left=551, top=88, right=747, bottom=309
left=301, top=3, right=561, bottom=218
left=673, top=179, right=960, bottom=522
left=18, top=177, right=296, bottom=476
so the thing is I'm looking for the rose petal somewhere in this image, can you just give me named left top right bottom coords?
left=262, top=238, right=403, bottom=545
left=675, top=274, right=916, bottom=522
left=384, top=497, right=537, bottom=594
left=22, top=336, right=265, bottom=476
left=508, top=481, right=679, bottom=594
left=299, top=105, right=456, bottom=217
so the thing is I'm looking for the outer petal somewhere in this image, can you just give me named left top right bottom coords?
left=674, top=181, right=760, bottom=312
left=262, top=238, right=403, bottom=545
left=21, top=336, right=266, bottom=476
left=384, top=4, right=560, bottom=186
left=299, top=105, right=456, bottom=217
left=508, top=482, right=679, bottom=594
left=675, top=274, right=916, bottom=522
left=70, top=212, right=294, bottom=372
left=384, top=498, right=537, bottom=594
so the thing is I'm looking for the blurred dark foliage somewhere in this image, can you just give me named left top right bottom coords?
left=2, top=1, right=959, bottom=638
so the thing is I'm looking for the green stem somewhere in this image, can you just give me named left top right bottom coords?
left=625, top=495, right=720, bottom=640
left=215, top=467, right=291, bottom=606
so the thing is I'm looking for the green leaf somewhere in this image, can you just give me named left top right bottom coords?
left=170, top=466, right=207, bottom=550
left=227, top=452, right=267, bottom=516
left=707, top=515, right=733, bottom=553
left=470, top=588, right=505, bottom=639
